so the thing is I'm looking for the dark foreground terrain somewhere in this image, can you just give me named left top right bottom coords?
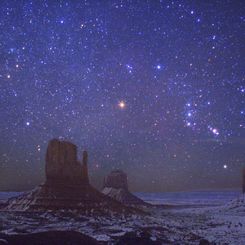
left=1, top=191, right=245, bottom=244
left=0, top=230, right=166, bottom=245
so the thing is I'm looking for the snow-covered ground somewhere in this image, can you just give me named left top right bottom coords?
left=0, top=190, right=244, bottom=244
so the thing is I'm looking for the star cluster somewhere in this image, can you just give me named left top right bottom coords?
left=0, top=1, right=244, bottom=191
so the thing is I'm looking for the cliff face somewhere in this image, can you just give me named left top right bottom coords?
left=81, top=150, right=89, bottom=184
left=45, top=139, right=87, bottom=184
left=102, top=170, right=146, bottom=206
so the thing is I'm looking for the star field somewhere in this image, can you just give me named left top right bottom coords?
left=0, top=0, right=244, bottom=192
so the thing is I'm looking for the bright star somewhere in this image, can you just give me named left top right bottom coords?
left=156, top=65, right=162, bottom=70
left=118, top=101, right=126, bottom=109
left=208, top=126, right=220, bottom=136
left=212, top=128, right=219, bottom=135
left=223, top=165, right=227, bottom=169
left=26, top=122, right=30, bottom=126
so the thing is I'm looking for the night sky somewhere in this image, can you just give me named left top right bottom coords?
left=0, top=1, right=244, bottom=192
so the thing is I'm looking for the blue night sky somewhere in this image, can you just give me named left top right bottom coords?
left=0, top=0, right=244, bottom=192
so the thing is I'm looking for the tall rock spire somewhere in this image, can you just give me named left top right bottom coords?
left=82, top=150, right=89, bottom=184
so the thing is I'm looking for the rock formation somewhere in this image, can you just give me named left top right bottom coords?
left=45, top=139, right=88, bottom=185
left=102, top=170, right=147, bottom=206
left=81, top=150, right=89, bottom=184
left=104, top=170, right=128, bottom=190
left=4, top=139, right=135, bottom=213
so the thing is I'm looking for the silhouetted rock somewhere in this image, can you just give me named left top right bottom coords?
left=0, top=239, right=8, bottom=245
left=45, top=139, right=88, bottom=185
left=0, top=230, right=99, bottom=245
left=199, top=238, right=216, bottom=245
left=102, top=170, right=147, bottom=206
left=81, top=150, right=89, bottom=184
left=116, top=231, right=161, bottom=245
left=104, top=170, right=128, bottom=190
left=0, top=201, right=7, bottom=209
left=3, top=139, right=139, bottom=213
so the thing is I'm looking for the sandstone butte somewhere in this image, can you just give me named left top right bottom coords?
left=3, top=139, right=141, bottom=213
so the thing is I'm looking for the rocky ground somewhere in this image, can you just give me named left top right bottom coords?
left=0, top=197, right=244, bottom=245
